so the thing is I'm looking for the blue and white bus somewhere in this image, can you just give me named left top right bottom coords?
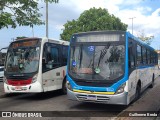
left=66, top=31, right=158, bottom=105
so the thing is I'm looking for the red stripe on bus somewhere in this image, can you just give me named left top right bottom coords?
left=7, top=78, right=32, bottom=86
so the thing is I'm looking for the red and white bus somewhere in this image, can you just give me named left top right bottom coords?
left=3, top=37, right=69, bottom=94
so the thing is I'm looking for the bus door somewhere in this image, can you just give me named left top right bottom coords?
left=42, top=43, right=62, bottom=91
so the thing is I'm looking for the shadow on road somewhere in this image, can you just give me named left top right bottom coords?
left=2, top=93, right=25, bottom=97
left=16, top=89, right=64, bottom=100
left=70, top=102, right=128, bottom=111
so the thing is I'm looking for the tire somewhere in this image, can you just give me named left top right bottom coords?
left=149, top=74, right=154, bottom=88
left=62, top=78, right=67, bottom=95
left=134, top=84, right=141, bottom=101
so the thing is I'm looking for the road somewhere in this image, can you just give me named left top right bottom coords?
left=0, top=76, right=160, bottom=120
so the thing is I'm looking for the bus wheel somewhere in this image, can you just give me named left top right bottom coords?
left=149, top=74, right=154, bottom=88
left=135, top=84, right=141, bottom=101
left=62, top=78, right=67, bottom=95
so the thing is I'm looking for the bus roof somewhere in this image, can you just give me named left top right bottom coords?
left=13, top=37, right=69, bottom=46
left=72, top=30, right=125, bottom=36
left=72, top=30, right=155, bottom=51
left=48, top=38, right=69, bottom=45
left=127, top=31, right=155, bottom=51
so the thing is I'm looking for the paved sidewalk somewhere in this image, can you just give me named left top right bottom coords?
left=116, top=77, right=160, bottom=120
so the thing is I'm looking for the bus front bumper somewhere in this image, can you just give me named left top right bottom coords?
left=4, top=82, right=43, bottom=93
left=67, top=89, right=128, bottom=105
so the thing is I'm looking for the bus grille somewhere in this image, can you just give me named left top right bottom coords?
left=97, top=96, right=110, bottom=101
left=7, top=76, right=29, bottom=80
left=0, top=77, right=3, bottom=81
left=76, top=94, right=109, bottom=102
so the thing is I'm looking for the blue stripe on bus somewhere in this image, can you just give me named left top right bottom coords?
left=66, top=73, right=128, bottom=92
left=137, top=65, right=154, bottom=69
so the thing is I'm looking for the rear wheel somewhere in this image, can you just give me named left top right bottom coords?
left=62, top=78, right=67, bottom=94
left=149, top=74, right=154, bottom=88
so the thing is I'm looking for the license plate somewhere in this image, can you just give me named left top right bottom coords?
left=15, top=86, right=22, bottom=91
left=87, top=95, right=97, bottom=101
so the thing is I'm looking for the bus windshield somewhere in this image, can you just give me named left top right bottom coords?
left=69, top=43, right=125, bottom=81
left=5, top=39, right=41, bottom=74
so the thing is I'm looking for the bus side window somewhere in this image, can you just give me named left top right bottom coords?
left=42, top=43, right=48, bottom=71
left=151, top=52, right=154, bottom=64
left=137, top=44, right=142, bottom=65
left=46, top=47, right=60, bottom=68
left=129, top=41, right=135, bottom=68
left=42, top=43, right=60, bottom=71
left=62, top=46, right=68, bottom=66
left=142, top=47, right=147, bottom=64
left=147, top=50, right=150, bottom=64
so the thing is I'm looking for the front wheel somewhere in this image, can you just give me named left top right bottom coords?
left=134, top=84, right=141, bottom=101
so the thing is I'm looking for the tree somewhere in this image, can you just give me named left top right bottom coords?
left=0, top=0, right=58, bottom=29
left=16, top=36, right=27, bottom=40
left=137, top=30, right=154, bottom=45
left=60, top=7, right=128, bottom=41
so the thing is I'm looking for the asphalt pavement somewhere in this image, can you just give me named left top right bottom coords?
left=0, top=77, right=160, bottom=120
left=0, top=82, right=4, bottom=96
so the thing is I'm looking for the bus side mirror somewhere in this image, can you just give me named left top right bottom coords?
left=47, top=46, right=51, bottom=53
left=42, top=58, right=46, bottom=64
left=129, top=61, right=131, bottom=68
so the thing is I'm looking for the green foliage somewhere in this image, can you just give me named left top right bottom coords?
left=137, top=30, right=154, bottom=45
left=60, top=7, right=128, bottom=41
left=0, top=0, right=58, bottom=29
left=16, top=36, right=27, bottom=40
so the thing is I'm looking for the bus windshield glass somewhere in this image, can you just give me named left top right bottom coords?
left=69, top=35, right=125, bottom=81
left=5, top=39, right=41, bottom=74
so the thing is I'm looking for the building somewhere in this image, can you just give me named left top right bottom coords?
left=0, top=47, right=8, bottom=66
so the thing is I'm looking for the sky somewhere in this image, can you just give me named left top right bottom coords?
left=0, top=0, right=160, bottom=51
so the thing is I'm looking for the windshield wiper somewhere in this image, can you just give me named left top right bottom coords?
left=97, top=44, right=110, bottom=67
left=78, top=45, right=83, bottom=68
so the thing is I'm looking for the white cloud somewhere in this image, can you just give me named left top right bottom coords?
left=116, top=7, right=160, bottom=37
left=151, top=8, right=160, bottom=17
left=1, top=0, right=160, bottom=49
left=124, top=0, right=142, bottom=5
left=136, top=6, right=152, bottom=14
left=67, top=0, right=124, bottom=14
left=43, top=0, right=160, bottom=47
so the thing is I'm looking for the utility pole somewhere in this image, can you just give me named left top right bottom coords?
left=32, top=27, right=34, bottom=37
left=129, top=17, right=136, bottom=35
left=46, top=1, right=48, bottom=38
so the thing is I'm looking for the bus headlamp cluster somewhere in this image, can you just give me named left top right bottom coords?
left=32, top=74, right=37, bottom=83
left=115, top=82, right=126, bottom=94
left=3, top=76, right=8, bottom=84
left=66, top=81, right=72, bottom=91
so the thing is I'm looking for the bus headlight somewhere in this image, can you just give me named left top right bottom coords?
left=32, top=74, right=37, bottom=83
left=115, top=83, right=126, bottom=94
left=3, top=76, right=8, bottom=84
left=66, top=81, right=72, bottom=91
